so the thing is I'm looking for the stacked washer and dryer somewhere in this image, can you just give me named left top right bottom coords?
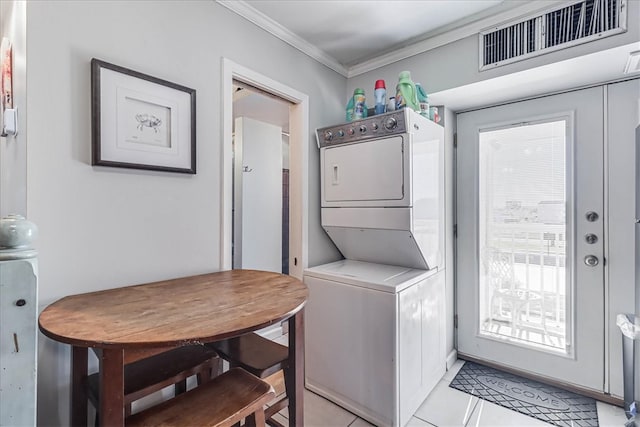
left=304, top=108, right=446, bottom=427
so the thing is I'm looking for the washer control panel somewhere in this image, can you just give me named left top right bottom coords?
left=317, top=110, right=407, bottom=148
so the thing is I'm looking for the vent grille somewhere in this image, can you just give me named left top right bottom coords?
left=480, top=0, right=626, bottom=70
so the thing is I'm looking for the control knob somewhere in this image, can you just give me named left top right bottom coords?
left=384, top=117, right=398, bottom=130
left=347, top=128, right=355, bottom=136
left=337, top=129, right=345, bottom=137
left=372, top=123, right=379, bottom=131
left=324, top=130, right=333, bottom=141
left=359, top=125, right=367, bottom=133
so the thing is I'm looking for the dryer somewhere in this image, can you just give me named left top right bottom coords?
left=318, top=108, right=444, bottom=270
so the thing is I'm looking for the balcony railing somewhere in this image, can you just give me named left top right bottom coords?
left=480, top=223, right=568, bottom=352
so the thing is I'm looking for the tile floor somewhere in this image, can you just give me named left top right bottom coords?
left=271, top=356, right=628, bottom=427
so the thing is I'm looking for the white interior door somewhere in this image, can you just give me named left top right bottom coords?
left=456, top=87, right=605, bottom=391
left=233, top=116, right=282, bottom=272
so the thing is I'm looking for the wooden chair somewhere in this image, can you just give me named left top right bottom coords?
left=126, top=367, right=275, bottom=427
left=209, top=333, right=290, bottom=427
left=88, top=345, right=221, bottom=422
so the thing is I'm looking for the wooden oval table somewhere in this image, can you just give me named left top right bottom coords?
left=39, top=270, right=309, bottom=426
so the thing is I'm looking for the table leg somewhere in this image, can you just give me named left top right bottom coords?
left=70, top=346, right=88, bottom=427
left=98, top=348, right=125, bottom=426
left=286, top=310, right=305, bottom=426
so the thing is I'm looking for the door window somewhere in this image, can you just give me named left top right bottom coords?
left=478, top=120, right=569, bottom=354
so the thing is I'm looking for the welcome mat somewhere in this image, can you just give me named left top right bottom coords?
left=450, top=361, right=598, bottom=427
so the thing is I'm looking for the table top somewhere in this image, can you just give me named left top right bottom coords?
left=38, top=270, right=308, bottom=349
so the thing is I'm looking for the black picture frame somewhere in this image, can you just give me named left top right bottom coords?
left=91, top=58, right=196, bottom=174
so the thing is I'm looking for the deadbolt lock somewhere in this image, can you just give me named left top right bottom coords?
left=585, top=233, right=598, bottom=244
left=585, top=211, right=599, bottom=222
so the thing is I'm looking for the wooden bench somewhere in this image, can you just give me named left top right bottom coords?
left=126, top=368, right=275, bottom=427
left=209, top=333, right=290, bottom=426
left=88, top=345, right=221, bottom=419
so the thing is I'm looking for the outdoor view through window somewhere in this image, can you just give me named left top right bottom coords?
left=478, top=120, right=569, bottom=353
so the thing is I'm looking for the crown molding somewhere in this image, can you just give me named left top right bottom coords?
left=217, top=0, right=349, bottom=77
left=347, top=1, right=564, bottom=77
left=218, top=0, right=566, bottom=79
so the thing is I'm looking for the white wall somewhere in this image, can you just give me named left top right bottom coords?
left=606, top=79, right=640, bottom=399
left=443, top=107, right=456, bottom=360
left=24, top=1, right=344, bottom=424
left=0, top=0, right=26, bottom=216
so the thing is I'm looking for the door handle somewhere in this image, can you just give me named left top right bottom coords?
left=584, top=255, right=599, bottom=267
left=332, top=165, right=339, bottom=185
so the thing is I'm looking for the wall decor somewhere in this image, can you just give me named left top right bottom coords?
left=1, top=38, right=13, bottom=137
left=91, top=58, right=196, bottom=174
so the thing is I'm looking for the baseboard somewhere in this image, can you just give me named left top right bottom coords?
left=446, top=349, right=458, bottom=371
left=457, top=352, right=625, bottom=408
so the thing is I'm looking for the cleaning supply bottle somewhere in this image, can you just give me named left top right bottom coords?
left=345, top=95, right=354, bottom=122
left=415, top=83, right=430, bottom=118
left=374, top=80, right=386, bottom=115
left=387, top=96, right=396, bottom=111
left=395, top=71, right=419, bottom=112
left=352, top=88, right=367, bottom=120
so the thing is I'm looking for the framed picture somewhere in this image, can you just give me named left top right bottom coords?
left=91, top=58, right=196, bottom=174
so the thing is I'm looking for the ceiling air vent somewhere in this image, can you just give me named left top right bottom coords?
left=480, top=0, right=627, bottom=70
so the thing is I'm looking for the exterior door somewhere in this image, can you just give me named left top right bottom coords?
left=456, top=87, right=605, bottom=391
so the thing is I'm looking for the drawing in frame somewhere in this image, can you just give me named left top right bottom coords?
left=91, top=58, right=196, bottom=174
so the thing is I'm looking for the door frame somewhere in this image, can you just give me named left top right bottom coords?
left=221, top=58, right=309, bottom=279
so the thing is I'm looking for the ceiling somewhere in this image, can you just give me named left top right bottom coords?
left=233, top=85, right=290, bottom=133
left=225, top=0, right=534, bottom=122
left=226, top=0, right=639, bottom=114
left=242, top=0, right=506, bottom=68
left=218, top=0, right=536, bottom=76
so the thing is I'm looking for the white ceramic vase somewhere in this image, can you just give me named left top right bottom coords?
left=0, top=214, right=38, bottom=249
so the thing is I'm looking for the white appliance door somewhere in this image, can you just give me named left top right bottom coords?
left=304, top=274, right=396, bottom=427
left=322, top=136, right=408, bottom=207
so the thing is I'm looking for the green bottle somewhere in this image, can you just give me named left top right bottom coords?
left=352, top=88, right=367, bottom=120
left=415, top=83, right=430, bottom=118
left=346, top=88, right=367, bottom=122
left=395, top=71, right=419, bottom=112
left=346, top=96, right=354, bottom=122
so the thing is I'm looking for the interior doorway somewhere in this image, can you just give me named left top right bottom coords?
left=221, top=58, right=309, bottom=279
left=232, top=82, right=292, bottom=273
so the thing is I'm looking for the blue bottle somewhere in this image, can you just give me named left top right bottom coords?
left=374, top=80, right=386, bottom=115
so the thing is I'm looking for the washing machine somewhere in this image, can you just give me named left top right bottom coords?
left=304, top=259, right=445, bottom=427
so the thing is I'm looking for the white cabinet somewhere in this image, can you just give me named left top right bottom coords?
left=0, top=255, right=38, bottom=426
